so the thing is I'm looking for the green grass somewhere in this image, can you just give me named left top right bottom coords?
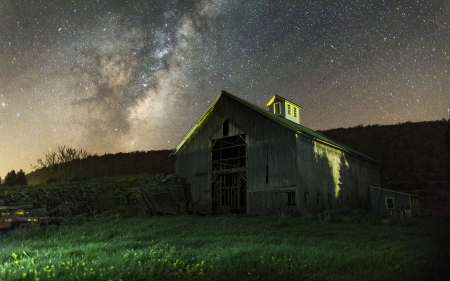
left=1, top=214, right=449, bottom=281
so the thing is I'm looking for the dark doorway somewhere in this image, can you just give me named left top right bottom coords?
left=211, top=134, right=247, bottom=212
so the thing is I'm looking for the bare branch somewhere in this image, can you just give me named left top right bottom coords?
left=32, top=146, right=95, bottom=183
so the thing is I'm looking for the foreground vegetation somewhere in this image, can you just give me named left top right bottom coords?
left=1, top=213, right=449, bottom=281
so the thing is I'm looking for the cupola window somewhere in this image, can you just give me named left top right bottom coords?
left=274, top=103, right=281, bottom=115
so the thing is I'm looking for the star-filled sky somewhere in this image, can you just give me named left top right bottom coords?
left=0, top=0, right=449, bottom=178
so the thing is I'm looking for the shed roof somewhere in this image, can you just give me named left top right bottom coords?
left=370, top=186, right=418, bottom=198
left=170, top=90, right=378, bottom=164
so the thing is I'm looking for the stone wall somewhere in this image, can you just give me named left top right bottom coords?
left=0, top=174, right=186, bottom=217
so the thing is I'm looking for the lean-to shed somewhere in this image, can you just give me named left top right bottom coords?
left=370, top=187, right=421, bottom=216
left=171, top=91, right=381, bottom=215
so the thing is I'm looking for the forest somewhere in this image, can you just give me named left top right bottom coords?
left=319, top=119, right=449, bottom=191
left=25, top=150, right=174, bottom=185
left=14, top=119, right=450, bottom=191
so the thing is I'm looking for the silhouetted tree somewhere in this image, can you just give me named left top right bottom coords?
left=16, top=169, right=27, bottom=186
left=446, top=118, right=450, bottom=184
left=4, top=170, right=17, bottom=186
left=32, top=146, right=95, bottom=183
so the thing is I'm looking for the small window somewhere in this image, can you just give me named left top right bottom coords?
left=304, top=192, right=309, bottom=204
left=328, top=194, right=332, bottom=205
left=347, top=196, right=350, bottom=205
left=274, top=103, right=281, bottom=115
left=287, top=104, right=291, bottom=115
left=385, top=197, right=395, bottom=209
left=222, top=120, right=229, bottom=136
left=293, top=107, right=297, bottom=118
left=338, top=196, right=342, bottom=205
left=286, top=192, right=295, bottom=206
left=317, top=194, right=321, bottom=204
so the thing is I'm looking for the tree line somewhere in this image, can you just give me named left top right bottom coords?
left=3, top=119, right=449, bottom=189
left=26, top=148, right=174, bottom=185
left=30, top=145, right=96, bottom=184
left=1, top=169, right=27, bottom=186
left=446, top=118, right=450, bottom=182
left=320, top=119, right=450, bottom=190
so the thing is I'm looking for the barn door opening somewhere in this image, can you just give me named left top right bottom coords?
left=211, top=134, right=247, bottom=213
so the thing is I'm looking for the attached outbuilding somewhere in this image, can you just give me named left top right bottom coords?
left=370, top=187, right=421, bottom=216
left=171, top=91, right=381, bottom=215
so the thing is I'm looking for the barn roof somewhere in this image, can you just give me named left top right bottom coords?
left=170, top=90, right=378, bottom=164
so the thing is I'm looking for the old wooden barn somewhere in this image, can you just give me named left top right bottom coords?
left=171, top=91, right=381, bottom=215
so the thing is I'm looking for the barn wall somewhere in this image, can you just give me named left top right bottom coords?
left=173, top=128, right=211, bottom=202
left=295, top=135, right=380, bottom=215
left=246, top=129, right=297, bottom=214
left=174, top=95, right=298, bottom=212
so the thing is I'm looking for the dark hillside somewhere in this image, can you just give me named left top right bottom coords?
left=26, top=122, right=448, bottom=190
left=320, top=120, right=448, bottom=190
left=27, top=150, right=174, bottom=185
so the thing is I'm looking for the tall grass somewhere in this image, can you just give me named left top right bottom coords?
left=1, top=214, right=449, bottom=280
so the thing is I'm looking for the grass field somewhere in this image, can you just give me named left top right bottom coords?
left=1, top=212, right=449, bottom=281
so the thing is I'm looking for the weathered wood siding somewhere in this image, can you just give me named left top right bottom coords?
left=174, top=93, right=380, bottom=215
left=175, top=95, right=298, bottom=212
left=295, top=135, right=380, bottom=214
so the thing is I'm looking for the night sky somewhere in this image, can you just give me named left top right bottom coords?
left=0, top=0, right=449, bottom=177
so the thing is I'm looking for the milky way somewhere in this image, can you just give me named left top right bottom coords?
left=0, top=0, right=449, bottom=177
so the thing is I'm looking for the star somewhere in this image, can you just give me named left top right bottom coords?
left=0, top=0, right=448, bottom=177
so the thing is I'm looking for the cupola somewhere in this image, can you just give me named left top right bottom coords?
left=266, top=95, right=302, bottom=124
